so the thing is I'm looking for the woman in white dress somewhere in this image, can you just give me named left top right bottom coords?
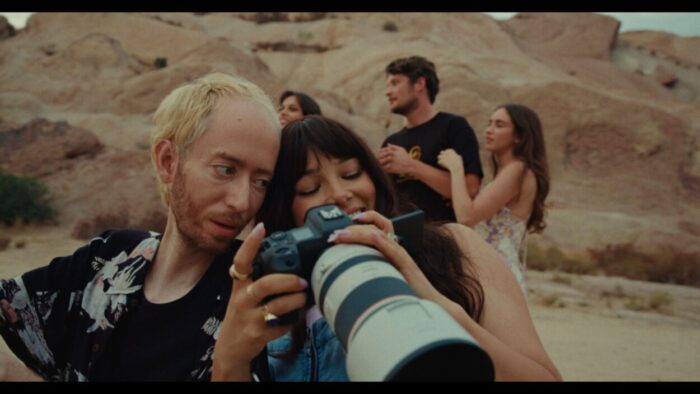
left=437, top=104, right=550, bottom=292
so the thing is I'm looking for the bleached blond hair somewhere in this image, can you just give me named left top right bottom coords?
left=151, top=73, right=280, bottom=207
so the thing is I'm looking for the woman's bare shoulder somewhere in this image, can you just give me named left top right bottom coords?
left=441, top=222, right=523, bottom=293
left=441, top=223, right=502, bottom=267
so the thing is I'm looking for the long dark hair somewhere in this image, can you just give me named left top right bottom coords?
left=279, top=90, right=322, bottom=116
left=490, top=103, right=550, bottom=233
left=257, top=115, right=484, bottom=357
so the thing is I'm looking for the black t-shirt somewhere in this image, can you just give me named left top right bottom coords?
left=91, top=244, right=238, bottom=381
left=382, top=112, right=483, bottom=223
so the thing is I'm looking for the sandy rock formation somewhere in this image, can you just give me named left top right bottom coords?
left=499, top=12, right=620, bottom=61
left=620, top=31, right=700, bottom=66
left=51, top=149, right=166, bottom=239
left=613, top=31, right=700, bottom=102
left=0, top=15, right=15, bottom=41
left=0, top=117, right=165, bottom=237
left=0, top=12, right=697, bottom=257
left=0, top=118, right=104, bottom=177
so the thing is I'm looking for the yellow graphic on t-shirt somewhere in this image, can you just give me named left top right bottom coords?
left=397, top=145, right=421, bottom=182
left=408, top=145, right=422, bottom=160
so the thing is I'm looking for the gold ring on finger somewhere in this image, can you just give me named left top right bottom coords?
left=387, top=232, right=399, bottom=243
left=262, top=304, right=280, bottom=325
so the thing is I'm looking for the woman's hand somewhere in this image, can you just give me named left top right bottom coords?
left=331, top=211, right=447, bottom=305
left=212, top=223, right=308, bottom=381
left=437, top=149, right=464, bottom=174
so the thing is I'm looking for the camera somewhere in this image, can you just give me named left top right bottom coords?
left=253, top=204, right=355, bottom=283
left=252, top=204, right=422, bottom=325
left=312, top=243, right=493, bottom=381
left=253, top=204, right=494, bottom=380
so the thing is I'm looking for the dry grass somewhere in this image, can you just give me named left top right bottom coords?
left=0, top=236, right=10, bottom=251
left=648, top=291, right=674, bottom=310
left=551, top=273, right=573, bottom=286
left=590, top=243, right=700, bottom=287
left=529, top=242, right=700, bottom=288
left=541, top=294, right=566, bottom=308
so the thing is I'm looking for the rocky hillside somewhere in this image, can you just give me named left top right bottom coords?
left=1, top=12, right=698, bottom=258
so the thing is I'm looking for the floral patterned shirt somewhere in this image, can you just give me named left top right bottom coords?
left=0, top=230, right=239, bottom=381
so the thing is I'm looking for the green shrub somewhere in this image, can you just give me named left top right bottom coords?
left=154, top=57, right=167, bottom=69
left=624, top=297, right=648, bottom=311
left=0, top=170, right=55, bottom=225
left=527, top=243, right=561, bottom=271
left=541, top=294, right=566, bottom=308
left=623, top=291, right=673, bottom=312
left=648, top=291, right=673, bottom=310
left=527, top=243, right=597, bottom=274
left=600, top=284, right=627, bottom=299
left=0, top=236, right=10, bottom=251
left=297, top=31, right=313, bottom=43
left=382, top=21, right=398, bottom=32
left=550, top=273, right=573, bottom=286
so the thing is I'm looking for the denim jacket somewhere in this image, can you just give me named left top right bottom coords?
left=266, top=317, right=349, bottom=381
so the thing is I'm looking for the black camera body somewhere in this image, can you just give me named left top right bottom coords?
left=251, top=204, right=424, bottom=325
left=252, top=204, right=354, bottom=283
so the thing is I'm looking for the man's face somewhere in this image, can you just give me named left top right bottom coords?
left=169, top=96, right=279, bottom=254
left=385, top=73, right=419, bottom=116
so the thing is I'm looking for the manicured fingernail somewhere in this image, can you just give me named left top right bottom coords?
left=251, top=222, right=264, bottom=238
left=350, top=212, right=365, bottom=221
left=299, top=278, right=308, bottom=288
left=327, top=229, right=351, bottom=242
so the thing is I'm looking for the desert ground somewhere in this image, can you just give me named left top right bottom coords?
left=1, top=225, right=699, bottom=381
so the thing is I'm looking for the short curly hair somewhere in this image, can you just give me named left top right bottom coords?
left=385, top=56, right=440, bottom=103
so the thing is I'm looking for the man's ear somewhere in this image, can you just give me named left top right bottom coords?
left=153, top=139, right=178, bottom=184
left=414, top=76, right=427, bottom=94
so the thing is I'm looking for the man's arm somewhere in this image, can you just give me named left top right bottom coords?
left=378, top=144, right=480, bottom=199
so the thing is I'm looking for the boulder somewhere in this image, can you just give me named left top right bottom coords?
left=499, top=12, right=620, bottom=60
left=1, top=12, right=698, bottom=257
left=621, top=31, right=700, bottom=67
left=0, top=15, right=15, bottom=41
left=652, top=64, right=679, bottom=87
left=0, top=118, right=104, bottom=177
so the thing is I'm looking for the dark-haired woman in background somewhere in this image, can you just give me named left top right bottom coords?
left=438, top=104, right=550, bottom=292
left=278, top=90, right=322, bottom=127
left=211, top=115, right=560, bottom=381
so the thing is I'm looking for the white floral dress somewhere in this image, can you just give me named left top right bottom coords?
left=474, top=207, right=528, bottom=293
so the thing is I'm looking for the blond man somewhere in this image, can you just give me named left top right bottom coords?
left=0, top=73, right=293, bottom=381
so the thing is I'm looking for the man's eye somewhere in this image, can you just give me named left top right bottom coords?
left=254, top=179, right=270, bottom=189
left=214, top=166, right=233, bottom=176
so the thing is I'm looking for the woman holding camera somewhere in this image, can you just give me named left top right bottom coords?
left=212, top=115, right=561, bottom=381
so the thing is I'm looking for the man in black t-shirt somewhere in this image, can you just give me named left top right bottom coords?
left=378, top=56, right=483, bottom=223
